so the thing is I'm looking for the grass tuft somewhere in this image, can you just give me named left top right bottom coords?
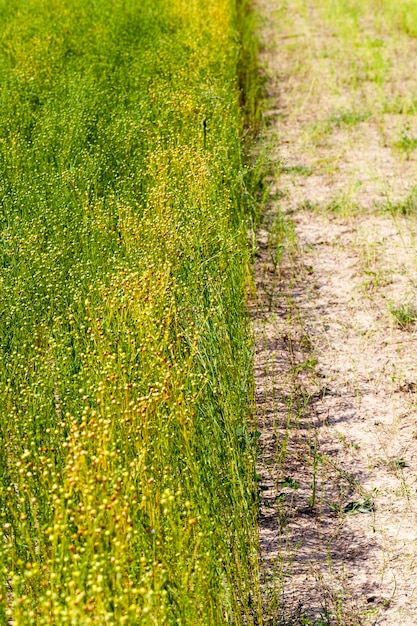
left=389, top=303, right=417, bottom=329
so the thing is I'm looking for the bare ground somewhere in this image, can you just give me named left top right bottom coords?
left=252, top=1, right=417, bottom=624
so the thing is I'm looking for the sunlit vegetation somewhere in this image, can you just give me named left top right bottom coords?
left=0, top=0, right=262, bottom=623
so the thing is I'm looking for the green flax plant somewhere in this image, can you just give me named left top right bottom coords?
left=0, top=0, right=262, bottom=623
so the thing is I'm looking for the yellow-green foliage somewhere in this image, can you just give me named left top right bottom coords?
left=318, top=0, right=417, bottom=39
left=0, top=0, right=261, bottom=623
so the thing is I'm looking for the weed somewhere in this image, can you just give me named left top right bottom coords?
left=308, top=430, right=322, bottom=510
left=336, top=431, right=360, bottom=451
left=388, top=457, right=409, bottom=470
left=343, top=496, right=375, bottom=514
left=389, top=302, right=417, bottom=328
left=394, top=124, right=417, bottom=159
left=279, top=165, right=313, bottom=175
left=279, top=476, right=300, bottom=490
left=328, top=109, right=370, bottom=131
left=274, top=604, right=333, bottom=625
left=385, top=187, right=417, bottom=214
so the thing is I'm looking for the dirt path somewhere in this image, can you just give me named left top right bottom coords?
left=252, top=1, right=417, bottom=624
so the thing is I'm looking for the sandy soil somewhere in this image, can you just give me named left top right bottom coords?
left=252, top=1, right=417, bottom=624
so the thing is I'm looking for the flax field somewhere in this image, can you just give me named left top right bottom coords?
left=0, top=0, right=262, bottom=623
